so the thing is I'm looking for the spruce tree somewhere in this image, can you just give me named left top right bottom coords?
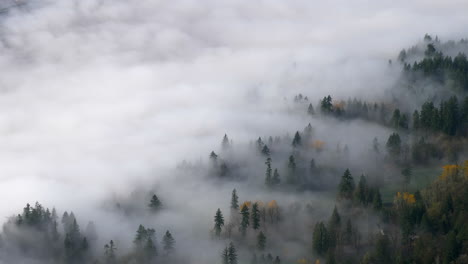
left=313, top=222, right=328, bottom=255
left=338, top=169, right=355, bottom=200
left=149, top=194, right=162, bottom=211
left=228, top=242, right=237, bottom=264
left=261, top=145, right=271, bottom=156
left=257, top=231, right=266, bottom=251
left=308, top=103, right=315, bottom=115
left=214, top=208, right=225, bottom=237
left=222, top=134, right=230, bottom=150
left=373, top=189, right=383, bottom=211
left=265, top=158, right=272, bottom=186
left=231, top=189, right=239, bottom=210
left=272, top=169, right=281, bottom=185
left=240, top=205, right=250, bottom=236
left=252, top=203, right=260, bottom=230
left=222, top=247, right=229, bottom=264
left=354, top=175, right=368, bottom=205
left=287, top=155, right=297, bottom=184
left=292, top=131, right=302, bottom=147
left=162, top=230, right=175, bottom=255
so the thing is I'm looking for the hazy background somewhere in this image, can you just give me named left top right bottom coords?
left=0, top=0, right=467, bottom=261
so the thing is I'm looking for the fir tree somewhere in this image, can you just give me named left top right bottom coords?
left=338, top=169, right=355, bottom=200
left=240, top=205, right=250, bottom=236
left=313, top=222, right=328, bottom=255
left=222, top=134, right=230, bottom=150
left=162, top=230, right=175, bottom=255
left=265, top=157, right=272, bottom=186
left=287, top=155, right=297, bottom=184
left=292, top=131, right=302, bottom=147
left=149, top=194, right=162, bottom=211
left=228, top=242, right=238, bottom=264
left=231, top=189, right=239, bottom=210
left=214, top=208, right=225, bottom=237
left=261, top=145, right=271, bottom=156
left=222, top=247, right=229, bottom=264
left=257, top=231, right=266, bottom=251
left=308, top=103, right=315, bottom=115
left=252, top=203, right=260, bottom=230
left=272, top=169, right=281, bottom=185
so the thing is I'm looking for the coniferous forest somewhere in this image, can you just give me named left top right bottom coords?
left=0, top=1, right=467, bottom=264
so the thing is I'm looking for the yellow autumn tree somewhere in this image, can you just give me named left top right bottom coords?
left=312, top=140, right=325, bottom=151
left=394, top=192, right=416, bottom=208
left=439, top=164, right=459, bottom=180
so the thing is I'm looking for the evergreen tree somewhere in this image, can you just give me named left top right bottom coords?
left=401, top=165, right=412, bottom=186
left=231, top=189, right=239, bottom=210
left=413, top=110, right=420, bottom=130
left=252, top=203, right=260, bottom=230
left=373, top=189, right=383, bottom=211
left=256, top=137, right=265, bottom=153
left=104, top=240, right=116, bottom=264
left=321, top=95, right=333, bottom=113
left=272, top=169, right=281, bottom=185
left=240, top=204, right=250, bottom=236
left=355, top=175, right=369, bottom=205
left=308, top=103, right=315, bottom=115
left=210, top=151, right=218, bottom=165
left=265, top=157, right=272, bottom=186
left=326, top=250, right=336, bottom=264
left=257, top=231, right=266, bottom=251
left=149, top=194, right=162, bottom=211
left=214, top=208, right=225, bottom=237
left=292, top=131, right=302, bottom=147
left=162, top=230, right=175, bottom=255
left=313, top=222, right=329, bottom=255
left=287, top=155, right=297, bottom=184
left=261, top=145, right=271, bottom=156
left=222, top=247, right=229, bottom=264
left=386, top=133, right=401, bottom=158
left=338, top=169, right=355, bottom=200
left=144, top=237, right=157, bottom=261
left=274, top=256, right=281, bottom=264
left=222, top=134, right=231, bottom=150
left=228, top=242, right=238, bottom=264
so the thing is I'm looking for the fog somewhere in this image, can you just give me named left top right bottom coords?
left=0, top=0, right=467, bottom=263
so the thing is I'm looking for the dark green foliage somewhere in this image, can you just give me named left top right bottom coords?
left=338, top=169, right=355, bottom=200
left=373, top=235, right=392, bottom=264
left=308, top=103, right=315, bottom=115
left=222, top=134, right=230, bottom=150
left=287, top=155, right=297, bottom=184
left=222, top=247, right=229, bottom=264
left=252, top=203, right=260, bottom=230
left=272, top=168, right=281, bottom=185
left=313, top=222, right=328, bottom=255
left=162, top=230, right=175, bottom=255
left=265, top=157, right=272, bottom=186
left=292, top=131, right=302, bottom=147
left=321, top=95, right=333, bottom=113
left=261, top=145, right=271, bottom=156
left=228, top=242, right=237, bottom=264
left=214, top=208, right=225, bottom=237
left=231, top=189, right=239, bottom=210
left=386, top=132, right=401, bottom=157
left=104, top=240, right=116, bottom=264
left=148, top=194, right=162, bottom=211
left=257, top=231, right=266, bottom=251
left=240, top=205, right=250, bottom=236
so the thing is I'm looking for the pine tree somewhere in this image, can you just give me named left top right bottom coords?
left=386, top=133, right=401, bottom=158
left=104, top=240, right=116, bottom=264
left=265, top=158, right=272, bottom=186
left=231, top=189, right=239, bottom=210
left=373, top=189, right=383, bottom=211
left=257, top=231, right=266, bottom=251
left=144, top=237, right=157, bottom=261
left=272, top=169, right=281, bottom=185
left=274, top=256, right=281, bottom=264
left=287, top=155, right=297, bottom=184
left=162, top=230, right=175, bottom=255
left=222, top=134, right=231, bottom=150
left=214, top=208, right=225, bottom=237
left=313, top=222, right=328, bottom=255
left=354, top=175, right=368, bottom=205
left=149, top=194, right=162, bottom=211
left=261, top=145, right=271, bottom=156
left=222, top=247, right=229, bottom=264
left=256, top=137, right=264, bottom=153
left=228, top=242, right=238, bottom=264
left=210, top=151, right=218, bottom=165
left=292, top=131, right=302, bottom=147
left=252, top=203, right=260, bottom=230
left=308, top=103, right=315, bottom=115
left=240, top=204, right=250, bottom=236
left=338, top=169, right=355, bottom=200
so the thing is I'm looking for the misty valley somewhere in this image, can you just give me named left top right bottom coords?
left=0, top=1, right=468, bottom=264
